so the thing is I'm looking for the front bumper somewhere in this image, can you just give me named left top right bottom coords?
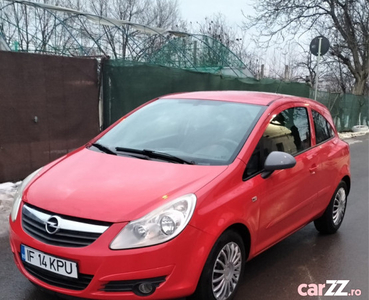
left=9, top=210, right=214, bottom=299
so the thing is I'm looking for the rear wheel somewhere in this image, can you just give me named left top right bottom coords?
left=314, top=181, right=348, bottom=234
left=189, top=230, right=245, bottom=300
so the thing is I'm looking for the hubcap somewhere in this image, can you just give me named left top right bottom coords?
left=332, top=187, right=346, bottom=226
left=212, top=242, right=242, bottom=300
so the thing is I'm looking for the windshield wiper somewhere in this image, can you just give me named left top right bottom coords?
left=115, top=147, right=195, bottom=165
left=90, top=143, right=117, bottom=155
left=143, top=149, right=196, bottom=165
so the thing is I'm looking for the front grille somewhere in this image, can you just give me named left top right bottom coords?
left=101, top=276, right=166, bottom=292
left=22, top=260, right=93, bottom=290
left=22, top=204, right=110, bottom=247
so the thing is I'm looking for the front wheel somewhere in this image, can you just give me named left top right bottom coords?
left=189, top=230, right=245, bottom=300
left=314, top=181, right=348, bottom=234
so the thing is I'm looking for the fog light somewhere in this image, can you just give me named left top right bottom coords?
left=134, top=282, right=156, bottom=296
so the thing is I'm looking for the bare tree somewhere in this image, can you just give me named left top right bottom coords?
left=245, top=0, right=369, bottom=95
left=137, top=0, right=181, bottom=60
left=0, top=0, right=181, bottom=59
left=197, top=14, right=238, bottom=48
left=191, top=13, right=258, bottom=75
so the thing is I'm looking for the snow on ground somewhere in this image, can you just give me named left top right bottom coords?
left=338, top=130, right=369, bottom=139
left=0, top=182, right=20, bottom=237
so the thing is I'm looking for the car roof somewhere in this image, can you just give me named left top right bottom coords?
left=159, top=91, right=332, bottom=118
left=160, top=91, right=312, bottom=106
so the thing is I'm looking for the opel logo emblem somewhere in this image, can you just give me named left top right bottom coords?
left=45, top=216, right=61, bottom=235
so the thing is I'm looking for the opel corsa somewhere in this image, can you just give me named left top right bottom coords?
left=9, top=91, right=351, bottom=300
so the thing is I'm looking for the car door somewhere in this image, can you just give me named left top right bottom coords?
left=243, top=105, right=320, bottom=254
left=310, top=109, right=338, bottom=213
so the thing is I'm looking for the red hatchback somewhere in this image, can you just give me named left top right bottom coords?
left=9, top=91, right=350, bottom=300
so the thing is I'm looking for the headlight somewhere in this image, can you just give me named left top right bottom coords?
left=110, top=194, right=197, bottom=250
left=10, top=168, right=43, bottom=222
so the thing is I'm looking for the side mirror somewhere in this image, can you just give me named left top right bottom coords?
left=261, top=151, right=296, bottom=179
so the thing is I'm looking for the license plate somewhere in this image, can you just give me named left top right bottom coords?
left=21, top=245, right=78, bottom=279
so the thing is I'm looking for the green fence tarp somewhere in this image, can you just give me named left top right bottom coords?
left=311, top=90, right=369, bottom=131
left=103, top=59, right=368, bottom=132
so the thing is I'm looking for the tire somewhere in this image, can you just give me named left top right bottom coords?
left=314, top=181, right=348, bottom=234
left=189, top=230, right=245, bottom=300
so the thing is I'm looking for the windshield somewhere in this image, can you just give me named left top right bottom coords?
left=96, top=99, right=265, bottom=165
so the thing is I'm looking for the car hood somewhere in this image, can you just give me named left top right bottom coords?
left=24, top=148, right=228, bottom=223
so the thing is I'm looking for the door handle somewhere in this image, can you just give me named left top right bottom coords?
left=309, top=165, right=317, bottom=174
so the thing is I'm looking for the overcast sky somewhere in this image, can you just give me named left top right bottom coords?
left=178, top=0, right=254, bottom=28
left=178, top=0, right=310, bottom=77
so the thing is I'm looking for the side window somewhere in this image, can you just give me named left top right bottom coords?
left=263, top=107, right=311, bottom=156
left=244, top=107, right=311, bottom=179
left=312, top=110, right=334, bottom=144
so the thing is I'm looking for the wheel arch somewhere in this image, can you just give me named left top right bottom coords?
left=225, top=223, right=251, bottom=260
left=341, top=175, right=351, bottom=195
left=189, top=223, right=252, bottom=300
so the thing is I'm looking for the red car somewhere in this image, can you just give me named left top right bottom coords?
left=9, top=91, right=350, bottom=300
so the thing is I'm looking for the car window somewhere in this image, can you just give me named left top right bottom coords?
left=244, top=107, right=311, bottom=179
left=312, top=110, right=334, bottom=144
left=97, top=99, right=265, bottom=165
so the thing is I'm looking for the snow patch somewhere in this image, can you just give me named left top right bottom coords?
left=339, top=130, right=369, bottom=139
left=0, top=181, right=21, bottom=237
